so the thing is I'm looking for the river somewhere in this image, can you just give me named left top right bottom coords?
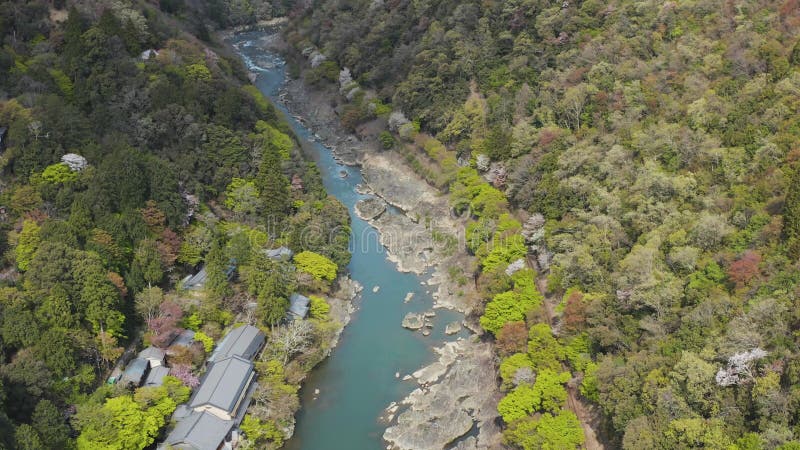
left=230, top=30, right=467, bottom=449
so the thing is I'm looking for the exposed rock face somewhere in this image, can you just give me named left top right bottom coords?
left=354, top=197, right=387, bottom=220
left=401, top=313, right=425, bottom=330
left=362, top=152, right=437, bottom=213
left=384, top=340, right=501, bottom=450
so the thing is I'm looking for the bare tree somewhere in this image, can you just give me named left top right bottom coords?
left=267, top=320, right=313, bottom=365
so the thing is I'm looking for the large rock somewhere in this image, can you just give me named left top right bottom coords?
left=445, top=322, right=462, bottom=335
left=401, top=313, right=424, bottom=330
left=355, top=197, right=387, bottom=220
left=384, top=340, right=501, bottom=450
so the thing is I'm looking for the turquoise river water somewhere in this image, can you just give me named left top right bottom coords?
left=231, top=31, right=467, bottom=449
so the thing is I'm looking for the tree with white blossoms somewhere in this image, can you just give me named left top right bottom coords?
left=715, top=348, right=768, bottom=386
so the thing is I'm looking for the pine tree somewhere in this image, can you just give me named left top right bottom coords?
left=255, top=136, right=290, bottom=224
left=205, top=237, right=231, bottom=301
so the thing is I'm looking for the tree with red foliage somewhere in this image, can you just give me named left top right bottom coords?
left=148, top=301, right=183, bottom=348
left=156, top=228, right=181, bottom=270
left=496, top=321, right=529, bottom=356
left=562, top=290, right=587, bottom=334
left=727, top=250, right=762, bottom=288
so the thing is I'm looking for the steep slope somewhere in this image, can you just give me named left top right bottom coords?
left=0, top=1, right=349, bottom=448
left=283, top=0, right=800, bottom=448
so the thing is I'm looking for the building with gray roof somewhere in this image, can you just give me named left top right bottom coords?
left=265, top=246, right=293, bottom=260
left=144, top=365, right=170, bottom=387
left=288, top=293, right=310, bottom=320
left=188, top=356, right=255, bottom=421
left=138, top=346, right=166, bottom=367
left=207, top=325, right=265, bottom=365
left=161, top=411, right=234, bottom=450
left=120, top=357, right=149, bottom=387
left=182, top=267, right=207, bottom=290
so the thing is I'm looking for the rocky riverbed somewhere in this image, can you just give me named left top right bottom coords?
left=384, top=339, right=502, bottom=450
left=260, top=34, right=501, bottom=450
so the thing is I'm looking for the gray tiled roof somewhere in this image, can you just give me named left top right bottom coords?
left=183, top=267, right=207, bottom=290
left=162, top=411, right=232, bottom=450
left=144, top=365, right=170, bottom=387
left=289, top=293, right=310, bottom=319
left=188, top=356, right=253, bottom=414
left=208, top=325, right=265, bottom=364
left=265, top=246, right=294, bottom=260
left=121, top=358, right=149, bottom=386
left=138, top=346, right=166, bottom=362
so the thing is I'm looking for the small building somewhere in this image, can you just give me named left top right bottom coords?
left=161, top=411, right=234, bottom=450
left=288, top=293, right=310, bottom=320
left=188, top=355, right=256, bottom=421
left=144, top=365, right=170, bottom=387
left=182, top=267, right=207, bottom=290
left=120, top=357, right=150, bottom=387
left=138, top=346, right=166, bottom=367
left=208, top=325, right=265, bottom=365
left=265, top=246, right=294, bottom=261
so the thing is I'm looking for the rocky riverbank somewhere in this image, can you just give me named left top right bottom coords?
left=258, top=34, right=502, bottom=450
left=383, top=339, right=502, bottom=450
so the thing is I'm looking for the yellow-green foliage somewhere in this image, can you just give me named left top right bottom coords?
left=294, top=251, right=338, bottom=281
left=40, top=163, right=77, bottom=184
left=185, top=63, right=211, bottom=82
left=499, top=353, right=534, bottom=389
left=48, top=69, right=74, bottom=98
left=308, top=295, right=330, bottom=320
left=15, top=219, right=40, bottom=272
left=240, top=415, right=284, bottom=447
left=194, top=331, right=214, bottom=353
left=243, top=85, right=270, bottom=113
left=255, top=121, right=293, bottom=160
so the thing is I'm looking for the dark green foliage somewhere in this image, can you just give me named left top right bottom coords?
left=784, top=166, right=800, bottom=258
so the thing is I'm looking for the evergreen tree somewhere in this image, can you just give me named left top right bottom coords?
left=255, top=139, right=290, bottom=224
left=784, top=166, right=800, bottom=258
left=204, top=237, right=231, bottom=302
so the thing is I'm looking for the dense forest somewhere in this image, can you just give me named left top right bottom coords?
left=0, top=0, right=350, bottom=448
left=283, top=0, right=800, bottom=448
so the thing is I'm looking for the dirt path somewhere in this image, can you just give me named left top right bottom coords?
left=534, top=265, right=605, bottom=450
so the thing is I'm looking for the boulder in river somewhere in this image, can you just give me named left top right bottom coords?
left=402, top=313, right=424, bottom=330
left=445, top=322, right=462, bottom=335
left=355, top=197, right=387, bottom=220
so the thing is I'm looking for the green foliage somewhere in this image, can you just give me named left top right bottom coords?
left=505, top=411, right=585, bottom=450
left=527, top=324, right=565, bottom=373
left=224, top=177, right=261, bottom=217
left=308, top=295, right=330, bottom=320
left=185, top=63, right=212, bottom=82
left=499, top=353, right=534, bottom=389
left=15, top=219, right=41, bottom=271
left=40, top=163, right=78, bottom=183
left=498, top=383, right=538, bottom=423
left=379, top=131, right=395, bottom=149
left=194, top=331, right=214, bottom=353
left=784, top=166, right=800, bottom=257
left=294, top=251, right=338, bottom=281
left=240, top=415, right=284, bottom=447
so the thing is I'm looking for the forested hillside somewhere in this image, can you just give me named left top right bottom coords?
left=0, top=1, right=350, bottom=448
left=284, top=0, right=800, bottom=448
